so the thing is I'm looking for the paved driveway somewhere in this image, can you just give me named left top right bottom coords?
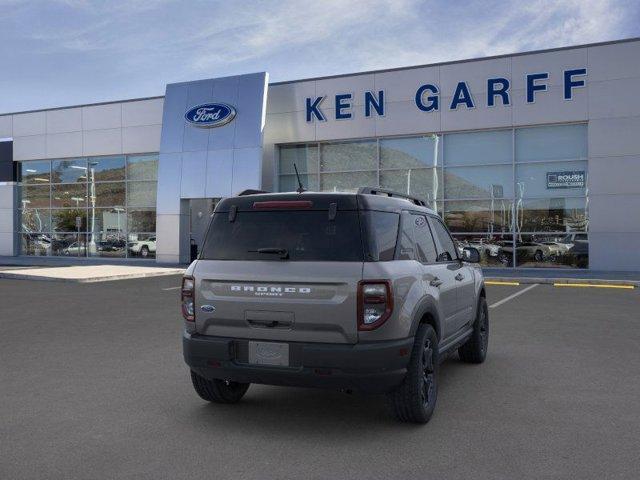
left=1, top=276, right=639, bottom=479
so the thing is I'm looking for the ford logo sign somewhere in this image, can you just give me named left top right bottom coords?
left=185, top=103, right=236, bottom=128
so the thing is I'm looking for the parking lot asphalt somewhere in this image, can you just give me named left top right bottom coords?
left=1, top=276, right=639, bottom=480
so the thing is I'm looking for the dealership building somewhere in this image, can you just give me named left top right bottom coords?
left=0, top=37, right=639, bottom=271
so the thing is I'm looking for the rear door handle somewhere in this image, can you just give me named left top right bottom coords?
left=430, top=277, right=443, bottom=287
left=455, top=273, right=464, bottom=281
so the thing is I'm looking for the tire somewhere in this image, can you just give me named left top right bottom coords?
left=534, top=249, right=543, bottom=262
left=458, top=297, right=489, bottom=364
left=140, top=246, right=149, bottom=258
left=190, top=370, right=250, bottom=404
left=386, top=324, right=438, bottom=424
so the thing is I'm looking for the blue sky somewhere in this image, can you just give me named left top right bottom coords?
left=0, top=0, right=638, bottom=113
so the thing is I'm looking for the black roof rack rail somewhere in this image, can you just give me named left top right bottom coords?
left=357, top=187, right=429, bottom=207
left=237, top=189, right=270, bottom=196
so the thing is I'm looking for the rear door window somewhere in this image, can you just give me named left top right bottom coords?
left=397, top=213, right=416, bottom=261
left=412, top=214, right=438, bottom=263
left=428, top=216, right=459, bottom=262
left=361, top=211, right=399, bottom=261
left=200, top=210, right=363, bottom=261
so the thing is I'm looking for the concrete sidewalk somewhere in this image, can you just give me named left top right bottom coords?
left=0, top=265, right=185, bottom=283
left=0, top=255, right=184, bottom=268
left=483, top=268, right=640, bottom=287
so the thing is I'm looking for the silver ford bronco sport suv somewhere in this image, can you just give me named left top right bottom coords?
left=182, top=187, right=488, bottom=423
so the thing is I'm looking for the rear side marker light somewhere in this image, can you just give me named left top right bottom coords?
left=181, top=276, right=195, bottom=322
left=357, top=280, right=393, bottom=331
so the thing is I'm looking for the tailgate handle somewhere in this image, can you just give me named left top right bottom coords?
left=246, top=310, right=294, bottom=329
left=248, top=319, right=292, bottom=329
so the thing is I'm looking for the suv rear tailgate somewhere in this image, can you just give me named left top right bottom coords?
left=194, top=260, right=363, bottom=344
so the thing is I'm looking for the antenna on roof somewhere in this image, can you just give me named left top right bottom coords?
left=293, top=163, right=306, bottom=193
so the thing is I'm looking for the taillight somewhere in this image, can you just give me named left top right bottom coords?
left=358, top=280, right=393, bottom=331
left=181, top=276, right=195, bottom=322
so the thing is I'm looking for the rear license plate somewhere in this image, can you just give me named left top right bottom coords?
left=248, top=341, right=290, bottom=367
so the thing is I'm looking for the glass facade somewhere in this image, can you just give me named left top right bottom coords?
left=277, top=124, right=588, bottom=268
left=18, top=154, right=158, bottom=259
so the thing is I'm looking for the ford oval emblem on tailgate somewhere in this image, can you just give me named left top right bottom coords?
left=200, top=304, right=216, bottom=312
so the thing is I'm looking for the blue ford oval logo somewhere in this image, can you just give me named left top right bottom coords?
left=200, top=304, right=216, bottom=312
left=185, top=103, right=236, bottom=128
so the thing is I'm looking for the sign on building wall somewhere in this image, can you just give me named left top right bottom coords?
left=184, top=103, right=237, bottom=128
left=546, top=171, right=586, bottom=189
left=304, top=68, right=587, bottom=121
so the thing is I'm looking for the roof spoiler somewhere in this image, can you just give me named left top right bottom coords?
left=357, top=187, right=429, bottom=207
left=237, top=189, right=270, bottom=196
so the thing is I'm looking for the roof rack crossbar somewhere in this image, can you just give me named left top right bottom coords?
left=357, top=187, right=428, bottom=207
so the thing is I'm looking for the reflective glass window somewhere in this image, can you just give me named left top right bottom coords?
left=444, top=130, right=512, bottom=166
left=51, top=158, right=88, bottom=183
left=50, top=233, right=87, bottom=257
left=89, top=208, right=127, bottom=238
left=516, top=124, right=587, bottom=162
left=21, top=184, right=50, bottom=208
left=279, top=145, right=318, bottom=174
left=127, top=234, right=157, bottom=258
left=94, top=182, right=126, bottom=207
left=380, top=136, right=440, bottom=169
left=444, top=165, right=513, bottom=199
left=514, top=234, right=588, bottom=269
left=20, top=209, right=51, bottom=233
left=128, top=209, right=156, bottom=232
left=321, top=141, right=377, bottom=172
left=453, top=233, right=514, bottom=267
left=279, top=173, right=319, bottom=192
left=516, top=161, right=587, bottom=198
left=21, top=160, right=50, bottom=184
left=127, top=154, right=158, bottom=181
left=443, top=200, right=514, bottom=233
left=89, top=156, right=125, bottom=182
left=52, top=183, right=87, bottom=208
left=380, top=168, right=442, bottom=202
left=20, top=233, right=52, bottom=256
left=88, top=233, right=126, bottom=258
left=515, top=197, right=588, bottom=232
left=320, top=171, right=377, bottom=192
left=52, top=209, right=87, bottom=232
left=127, top=181, right=157, bottom=207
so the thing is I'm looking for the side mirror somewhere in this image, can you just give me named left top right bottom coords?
left=462, top=247, right=481, bottom=263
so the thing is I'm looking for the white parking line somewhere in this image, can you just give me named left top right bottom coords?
left=489, top=283, right=539, bottom=309
left=162, top=286, right=181, bottom=291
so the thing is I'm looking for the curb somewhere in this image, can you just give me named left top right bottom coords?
left=0, top=269, right=185, bottom=283
left=486, top=277, right=639, bottom=287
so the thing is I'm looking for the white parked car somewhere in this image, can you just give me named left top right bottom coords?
left=128, top=237, right=156, bottom=258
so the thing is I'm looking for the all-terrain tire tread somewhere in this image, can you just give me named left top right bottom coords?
left=458, top=297, right=489, bottom=364
left=386, top=324, right=438, bottom=424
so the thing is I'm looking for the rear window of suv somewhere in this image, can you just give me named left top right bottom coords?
left=200, top=209, right=401, bottom=262
left=201, top=210, right=364, bottom=261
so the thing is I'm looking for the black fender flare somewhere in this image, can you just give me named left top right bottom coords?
left=409, top=295, right=442, bottom=341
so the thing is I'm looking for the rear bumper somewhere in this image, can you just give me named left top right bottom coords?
left=183, top=332, right=413, bottom=394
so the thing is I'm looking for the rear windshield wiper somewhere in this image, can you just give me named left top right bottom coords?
left=248, top=247, right=289, bottom=259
